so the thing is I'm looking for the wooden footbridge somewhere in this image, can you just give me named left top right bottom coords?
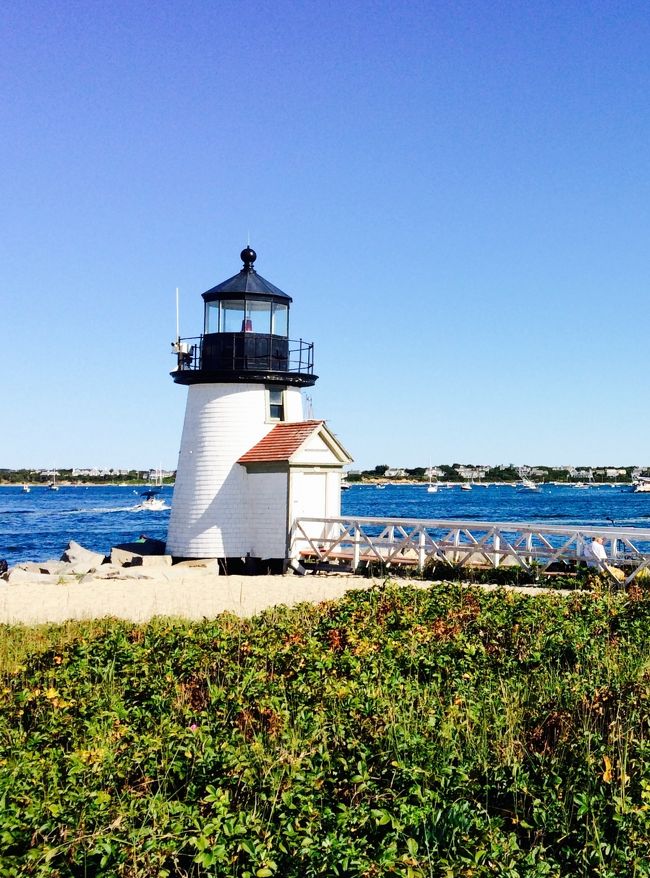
left=290, top=516, right=650, bottom=585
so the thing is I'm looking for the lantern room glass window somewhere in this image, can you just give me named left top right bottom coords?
left=205, top=299, right=284, bottom=334
left=246, top=300, right=272, bottom=333
left=272, top=303, right=288, bottom=336
left=205, top=301, right=219, bottom=334
left=221, top=300, right=247, bottom=332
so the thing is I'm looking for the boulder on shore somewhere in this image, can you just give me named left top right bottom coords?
left=60, top=541, right=107, bottom=573
left=5, top=568, right=75, bottom=585
left=129, top=555, right=173, bottom=568
left=110, top=537, right=167, bottom=568
left=114, top=537, right=166, bottom=556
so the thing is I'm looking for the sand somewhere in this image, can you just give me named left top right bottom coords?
left=0, top=570, right=377, bottom=625
left=0, top=565, right=577, bottom=626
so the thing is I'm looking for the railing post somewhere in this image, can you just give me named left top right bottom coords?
left=418, top=529, right=426, bottom=570
left=526, top=532, right=533, bottom=565
left=493, top=533, right=501, bottom=568
left=353, top=526, right=361, bottom=570
left=609, top=537, right=618, bottom=561
left=576, top=534, right=584, bottom=564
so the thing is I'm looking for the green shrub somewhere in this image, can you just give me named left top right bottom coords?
left=0, top=582, right=649, bottom=876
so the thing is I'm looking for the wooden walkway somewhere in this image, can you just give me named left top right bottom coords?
left=290, top=516, right=650, bottom=584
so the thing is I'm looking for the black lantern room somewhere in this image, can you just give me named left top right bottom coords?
left=172, top=248, right=317, bottom=387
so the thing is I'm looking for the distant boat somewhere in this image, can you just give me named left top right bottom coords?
left=137, top=490, right=168, bottom=511
left=460, top=483, right=472, bottom=491
left=519, top=477, right=539, bottom=491
left=375, top=484, right=386, bottom=490
left=22, top=483, right=30, bottom=493
left=574, top=482, right=589, bottom=490
left=633, top=478, right=650, bottom=494
left=426, top=468, right=438, bottom=493
left=48, top=471, right=59, bottom=491
left=340, top=481, right=351, bottom=491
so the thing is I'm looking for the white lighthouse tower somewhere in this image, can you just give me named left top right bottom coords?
left=166, top=247, right=352, bottom=571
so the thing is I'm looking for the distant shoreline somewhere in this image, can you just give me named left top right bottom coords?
left=0, top=482, right=173, bottom=488
left=0, top=479, right=636, bottom=488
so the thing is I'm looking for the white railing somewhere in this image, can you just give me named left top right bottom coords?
left=290, top=516, right=650, bottom=585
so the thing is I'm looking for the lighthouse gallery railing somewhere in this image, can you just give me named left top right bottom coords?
left=290, top=515, right=650, bottom=585
left=173, top=335, right=314, bottom=375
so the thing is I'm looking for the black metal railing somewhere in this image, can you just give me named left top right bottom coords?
left=172, top=334, right=315, bottom=376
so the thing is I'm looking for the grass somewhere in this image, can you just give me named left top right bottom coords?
left=0, top=580, right=649, bottom=876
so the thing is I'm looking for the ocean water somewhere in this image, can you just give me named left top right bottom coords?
left=1, top=482, right=649, bottom=567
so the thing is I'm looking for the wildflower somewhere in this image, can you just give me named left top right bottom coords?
left=189, top=723, right=199, bottom=732
left=603, top=755, right=613, bottom=783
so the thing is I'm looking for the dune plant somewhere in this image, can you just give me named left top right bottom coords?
left=0, top=581, right=649, bottom=876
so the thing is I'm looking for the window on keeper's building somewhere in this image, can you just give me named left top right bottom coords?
left=268, top=387, right=285, bottom=421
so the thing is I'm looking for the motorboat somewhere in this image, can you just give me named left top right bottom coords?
left=22, top=483, right=30, bottom=493
left=137, top=490, right=168, bottom=511
left=633, top=477, right=650, bottom=494
left=460, top=483, right=472, bottom=491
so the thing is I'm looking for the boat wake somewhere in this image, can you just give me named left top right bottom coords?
left=0, top=506, right=142, bottom=517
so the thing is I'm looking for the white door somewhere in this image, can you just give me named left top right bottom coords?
left=291, top=471, right=330, bottom=547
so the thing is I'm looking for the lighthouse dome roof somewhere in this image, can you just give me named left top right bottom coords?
left=202, top=248, right=292, bottom=302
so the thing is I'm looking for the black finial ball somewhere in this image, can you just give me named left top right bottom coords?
left=241, top=247, right=257, bottom=267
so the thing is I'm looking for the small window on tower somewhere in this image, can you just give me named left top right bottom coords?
left=268, top=387, right=285, bottom=421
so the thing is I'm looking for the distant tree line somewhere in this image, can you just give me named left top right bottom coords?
left=0, top=469, right=175, bottom=485
left=346, top=464, right=641, bottom=483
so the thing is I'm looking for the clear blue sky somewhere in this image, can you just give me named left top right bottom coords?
left=2, top=0, right=649, bottom=471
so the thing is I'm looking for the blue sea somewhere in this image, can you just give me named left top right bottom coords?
left=1, top=482, right=650, bottom=567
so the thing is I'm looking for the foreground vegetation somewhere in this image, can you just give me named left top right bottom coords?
left=1, top=581, right=649, bottom=877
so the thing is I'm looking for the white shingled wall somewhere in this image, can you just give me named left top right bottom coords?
left=248, top=471, right=288, bottom=558
left=167, top=383, right=303, bottom=558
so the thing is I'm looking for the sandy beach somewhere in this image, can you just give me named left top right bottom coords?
left=0, top=570, right=379, bottom=625
left=0, top=565, right=576, bottom=626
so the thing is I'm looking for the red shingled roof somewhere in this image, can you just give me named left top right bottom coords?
left=238, top=420, right=325, bottom=463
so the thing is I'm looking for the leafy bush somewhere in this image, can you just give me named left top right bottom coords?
left=1, top=581, right=649, bottom=876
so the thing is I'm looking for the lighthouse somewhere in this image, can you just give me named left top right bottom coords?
left=166, top=247, right=352, bottom=570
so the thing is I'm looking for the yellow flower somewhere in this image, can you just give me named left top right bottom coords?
left=602, top=755, right=613, bottom=783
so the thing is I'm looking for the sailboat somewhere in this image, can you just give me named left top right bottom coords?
left=22, top=483, right=30, bottom=493
left=426, top=466, right=438, bottom=493
left=48, top=471, right=59, bottom=491
left=517, top=468, right=539, bottom=491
